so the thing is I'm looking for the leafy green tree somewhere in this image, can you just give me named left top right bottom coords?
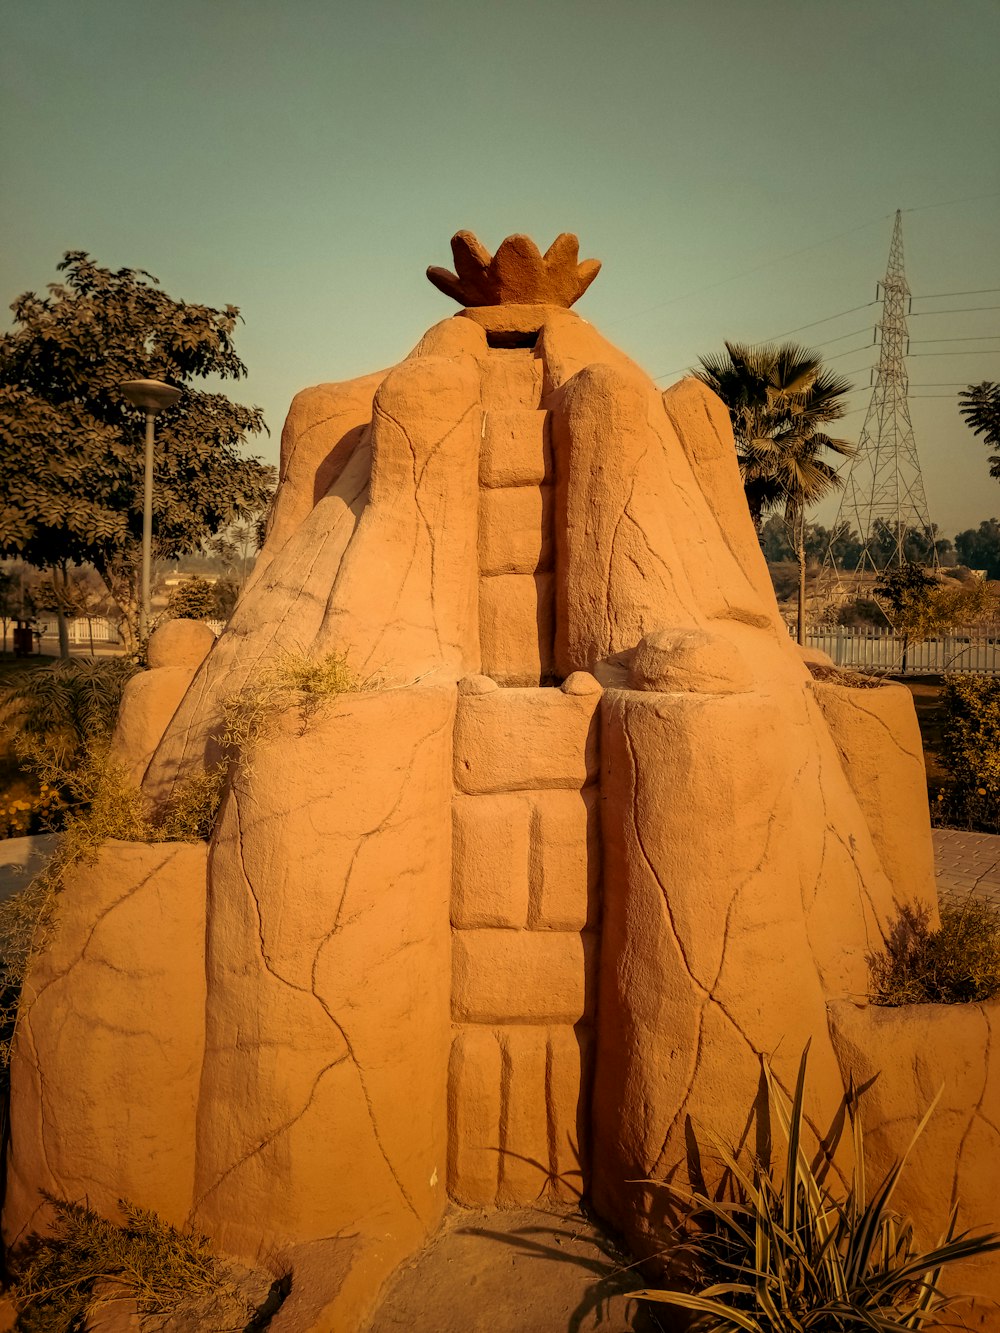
left=165, top=576, right=220, bottom=622
left=825, top=520, right=863, bottom=571
left=956, top=518, right=1000, bottom=579
left=959, top=381, right=1000, bottom=477
left=758, top=514, right=795, bottom=562
left=0, top=252, right=275, bottom=654
left=694, top=341, right=854, bottom=643
left=870, top=519, right=950, bottom=570
left=876, top=560, right=997, bottom=671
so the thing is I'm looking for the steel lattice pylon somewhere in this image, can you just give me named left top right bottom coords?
left=827, top=210, right=937, bottom=580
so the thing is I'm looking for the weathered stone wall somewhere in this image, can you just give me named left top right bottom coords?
left=3, top=842, right=207, bottom=1243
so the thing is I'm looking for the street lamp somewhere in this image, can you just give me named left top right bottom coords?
left=120, top=378, right=182, bottom=639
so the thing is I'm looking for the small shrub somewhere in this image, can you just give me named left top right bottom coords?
left=165, top=575, right=219, bottom=621
left=869, top=899, right=1000, bottom=1005
left=9, top=1194, right=248, bottom=1332
left=836, top=596, right=888, bottom=630
left=221, top=649, right=367, bottom=762
left=935, top=675, right=1000, bottom=833
left=159, top=763, right=227, bottom=842
left=635, top=1045, right=1000, bottom=1330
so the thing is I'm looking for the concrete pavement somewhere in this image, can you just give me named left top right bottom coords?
left=932, top=828, right=1000, bottom=910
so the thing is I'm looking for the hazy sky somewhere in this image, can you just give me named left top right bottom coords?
left=3, top=0, right=999, bottom=537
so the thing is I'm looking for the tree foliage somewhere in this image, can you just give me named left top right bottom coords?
left=694, top=340, right=854, bottom=525
left=955, top=518, right=1000, bottom=579
left=959, top=381, right=1000, bottom=477
left=166, top=576, right=222, bottom=621
left=875, top=560, right=997, bottom=640
left=0, top=252, right=275, bottom=647
left=696, top=341, right=854, bottom=642
left=867, top=518, right=951, bottom=570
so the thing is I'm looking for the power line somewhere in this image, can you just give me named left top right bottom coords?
left=909, top=335, right=1000, bottom=344
left=603, top=220, right=889, bottom=328
left=763, top=301, right=877, bottom=342
left=910, top=287, right=1000, bottom=299
left=910, top=304, right=1000, bottom=315
left=901, top=189, right=1000, bottom=214
left=824, top=344, right=876, bottom=363
left=808, top=325, right=874, bottom=350
left=908, top=349, right=1000, bottom=357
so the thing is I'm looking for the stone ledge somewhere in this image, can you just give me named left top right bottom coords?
left=452, top=929, right=597, bottom=1023
left=454, top=687, right=600, bottom=794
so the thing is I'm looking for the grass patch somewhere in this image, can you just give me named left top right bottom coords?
left=869, top=898, right=1000, bottom=1005
left=8, top=1195, right=251, bottom=1332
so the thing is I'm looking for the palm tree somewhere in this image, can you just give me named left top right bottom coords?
left=694, top=341, right=855, bottom=644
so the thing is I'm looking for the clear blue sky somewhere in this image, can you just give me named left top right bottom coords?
left=3, top=0, right=999, bottom=537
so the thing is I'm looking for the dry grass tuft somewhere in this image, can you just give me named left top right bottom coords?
left=9, top=1194, right=252, bottom=1332
left=221, top=649, right=368, bottom=764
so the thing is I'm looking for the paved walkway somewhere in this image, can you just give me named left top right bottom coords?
left=932, top=828, right=1000, bottom=909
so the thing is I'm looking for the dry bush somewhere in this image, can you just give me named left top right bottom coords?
left=221, top=649, right=367, bottom=763
left=9, top=1195, right=250, bottom=1332
left=869, top=898, right=1000, bottom=1005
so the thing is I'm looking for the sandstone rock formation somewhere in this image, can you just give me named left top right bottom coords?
left=5, top=232, right=997, bottom=1330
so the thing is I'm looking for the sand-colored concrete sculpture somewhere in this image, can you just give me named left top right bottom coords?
left=4, top=842, right=206, bottom=1240
left=5, top=232, right=998, bottom=1330
left=108, top=619, right=215, bottom=785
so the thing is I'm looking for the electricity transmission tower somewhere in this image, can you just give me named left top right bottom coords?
left=827, top=210, right=937, bottom=580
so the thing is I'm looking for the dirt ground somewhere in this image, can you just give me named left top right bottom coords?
left=364, top=1206, right=676, bottom=1333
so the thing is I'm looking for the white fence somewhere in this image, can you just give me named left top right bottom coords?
left=804, top=626, right=1000, bottom=675
left=31, top=616, right=225, bottom=651
left=20, top=616, right=1000, bottom=676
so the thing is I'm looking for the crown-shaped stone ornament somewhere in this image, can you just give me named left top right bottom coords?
left=427, top=231, right=601, bottom=308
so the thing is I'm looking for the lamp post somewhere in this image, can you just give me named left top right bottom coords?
left=120, top=378, right=182, bottom=639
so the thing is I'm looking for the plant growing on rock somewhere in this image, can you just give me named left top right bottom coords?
left=221, top=649, right=367, bottom=762
left=635, top=1045, right=1000, bottom=1330
left=869, top=899, right=1000, bottom=1005
left=8, top=1194, right=250, bottom=1332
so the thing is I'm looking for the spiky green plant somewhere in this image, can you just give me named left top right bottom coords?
left=1, top=658, right=137, bottom=782
left=635, top=1045, right=1000, bottom=1330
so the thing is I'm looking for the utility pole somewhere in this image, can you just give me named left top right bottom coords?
left=827, top=211, right=937, bottom=580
